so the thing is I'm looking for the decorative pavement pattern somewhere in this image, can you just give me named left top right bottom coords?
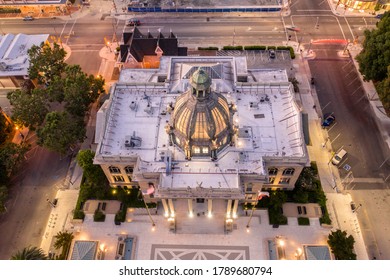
left=151, top=244, right=250, bottom=260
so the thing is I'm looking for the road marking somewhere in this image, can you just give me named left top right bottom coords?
left=343, top=16, right=355, bottom=39
left=353, top=178, right=385, bottom=183
left=66, top=19, right=78, bottom=45
left=330, top=133, right=341, bottom=144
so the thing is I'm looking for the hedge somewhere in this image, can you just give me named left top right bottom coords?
left=277, top=46, right=296, bottom=59
left=94, top=209, right=106, bottom=222
left=298, top=217, right=310, bottom=225
left=222, top=46, right=243, bottom=50
left=244, top=45, right=267, bottom=50
left=0, top=8, right=21, bottom=14
left=198, top=47, right=219, bottom=50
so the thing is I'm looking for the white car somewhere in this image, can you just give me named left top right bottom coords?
left=332, top=149, right=347, bottom=165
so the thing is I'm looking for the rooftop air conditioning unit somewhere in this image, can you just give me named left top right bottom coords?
left=125, top=132, right=142, bottom=148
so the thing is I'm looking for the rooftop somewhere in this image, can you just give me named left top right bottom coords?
left=95, top=56, right=306, bottom=193
left=0, top=33, right=49, bottom=77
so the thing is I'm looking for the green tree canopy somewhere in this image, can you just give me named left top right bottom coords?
left=327, top=229, right=357, bottom=260
left=11, top=246, right=48, bottom=260
left=7, top=88, right=49, bottom=130
left=356, top=11, right=390, bottom=82
left=0, top=185, right=8, bottom=213
left=28, top=42, right=66, bottom=85
left=76, top=149, right=107, bottom=185
left=54, top=231, right=74, bottom=259
left=37, top=112, right=85, bottom=155
left=376, top=65, right=390, bottom=114
left=0, top=142, right=29, bottom=176
left=63, top=65, right=105, bottom=117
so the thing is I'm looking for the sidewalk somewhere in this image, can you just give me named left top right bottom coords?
left=290, top=40, right=369, bottom=259
left=39, top=38, right=119, bottom=255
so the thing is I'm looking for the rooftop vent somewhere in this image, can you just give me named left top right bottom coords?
left=125, top=132, right=142, bottom=148
left=130, top=101, right=137, bottom=110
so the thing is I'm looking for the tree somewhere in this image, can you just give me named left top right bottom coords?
left=37, top=112, right=86, bottom=155
left=11, top=246, right=48, bottom=260
left=76, top=150, right=107, bottom=186
left=356, top=11, right=390, bottom=82
left=7, top=88, right=49, bottom=130
left=327, top=229, right=357, bottom=260
left=0, top=142, right=29, bottom=176
left=269, top=189, right=287, bottom=211
left=63, top=65, right=105, bottom=117
left=54, top=231, right=74, bottom=260
left=375, top=66, right=390, bottom=114
left=0, top=113, right=12, bottom=144
left=0, top=185, right=8, bottom=213
left=28, top=42, right=66, bottom=85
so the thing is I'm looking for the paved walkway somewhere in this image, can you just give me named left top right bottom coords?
left=38, top=38, right=372, bottom=260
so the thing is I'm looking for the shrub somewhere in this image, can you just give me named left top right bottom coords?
left=73, top=209, right=85, bottom=220
left=222, top=46, right=243, bottom=50
left=115, top=207, right=127, bottom=223
left=0, top=8, right=21, bottom=14
left=244, top=45, right=267, bottom=50
left=277, top=46, right=295, bottom=59
left=298, top=217, right=310, bottom=225
left=198, top=47, right=219, bottom=50
left=93, top=209, right=105, bottom=222
left=269, top=208, right=288, bottom=225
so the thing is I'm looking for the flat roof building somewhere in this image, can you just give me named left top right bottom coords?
left=94, top=55, right=309, bottom=226
left=0, top=33, right=49, bottom=88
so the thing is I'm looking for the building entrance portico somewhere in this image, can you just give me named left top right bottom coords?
left=164, top=199, right=238, bottom=234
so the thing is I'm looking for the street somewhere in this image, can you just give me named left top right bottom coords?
left=0, top=0, right=389, bottom=259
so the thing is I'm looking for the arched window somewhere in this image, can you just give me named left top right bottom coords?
left=283, top=168, right=295, bottom=175
left=109, top=166, right=121, bottom=174
left=125, top=166, right=134, bottom=174
left=268, top=167, right=278, bottom=176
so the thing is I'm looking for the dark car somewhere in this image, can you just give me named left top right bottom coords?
left=23, top=16, right=34, bottom=21
left=322, top=113, right=335, bottom=127
left=269, top=49, right=276, bottom=59
left=126, top=19, right=141, bottom=26
left=375, top=14, right=384, bottom=19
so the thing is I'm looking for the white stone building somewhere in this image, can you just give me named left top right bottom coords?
left=94, top=56, right=309, bottom=224
left=0, top=33, right=49, bottom=88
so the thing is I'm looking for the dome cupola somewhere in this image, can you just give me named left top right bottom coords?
left=166, top=68, right=235, bottom=160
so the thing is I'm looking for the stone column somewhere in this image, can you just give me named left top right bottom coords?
left=232, top=199, right=239, bottom=218
left=226, top=199, right=232, bottom=217
left=188, top=199, right=193, bottom=215
left=161, top=199, right=169, bottom=217
left=207, top=199, right=213, bottom=216
left=168, top=199, right=175, bottom=217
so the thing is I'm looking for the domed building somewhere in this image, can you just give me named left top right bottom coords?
left=166, top=68, right=236, bottom=160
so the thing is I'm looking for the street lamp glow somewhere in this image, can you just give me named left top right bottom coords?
left=207, top=212, right=212, bottom=218
left=189, top=211, right=194, bottom=218
left=279, top=239, right=285, bottom=247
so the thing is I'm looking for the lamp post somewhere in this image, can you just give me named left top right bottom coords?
left=246, top=191, right=269, bottom=231
left=140, top=188, right=156, bottom=230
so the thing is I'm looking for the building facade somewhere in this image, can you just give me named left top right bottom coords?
left=335, top=0, right=390, bottom=11
left=94, top=55, right=309, bottom=224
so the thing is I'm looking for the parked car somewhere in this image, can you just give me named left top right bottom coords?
left=322, top=113, right=335, bottom=127
left=269, top=49, right=276, bottom=59
left=332, top=149, right=347, bottom=165
left=126, top=19, right=141, bottom=26
left=375, top=14, right=384, bottom=19
left=23, top=16, right=34, bottom=21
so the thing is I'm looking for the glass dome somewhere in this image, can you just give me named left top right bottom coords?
left=166, top=68, right=235, bottom=160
